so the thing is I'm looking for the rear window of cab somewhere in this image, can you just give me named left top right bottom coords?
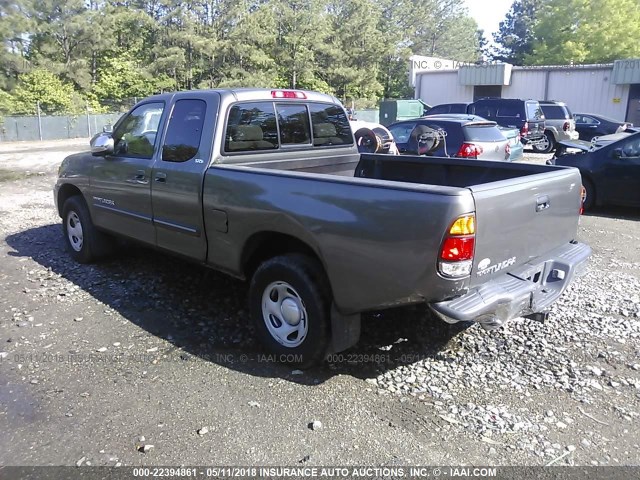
left=224, top=101, right=353, bottom=153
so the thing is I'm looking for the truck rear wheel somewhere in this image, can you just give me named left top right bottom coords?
left=62, top=195, right=113, bottom=263
left=249, top=254, right=331, bottom=367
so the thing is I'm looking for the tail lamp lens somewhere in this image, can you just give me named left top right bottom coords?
left=439, top=214, right=476, bottom=278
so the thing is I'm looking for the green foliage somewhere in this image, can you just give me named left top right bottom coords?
left=526, top=0, right=640, bottom=65
left=11, top=69, right=74, bottom=115
left=492, top=0, right=544, bottom=64
left=92, top=56, right=160, bottom=102
left=0, top=89, right=15, bottom=114
left=0, top=0, right=487, bottom=111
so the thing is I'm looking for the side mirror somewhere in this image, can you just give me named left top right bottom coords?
left=90, top=132, right=114, bottom=156
left=103, top=124, right=113, bottom=133
left=613, top=147, right=623, bottom=158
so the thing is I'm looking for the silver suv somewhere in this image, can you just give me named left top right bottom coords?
left=533, top=101, right=579, bottom=153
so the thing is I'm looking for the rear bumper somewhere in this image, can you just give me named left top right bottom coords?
left=556, top=130, right=580, bottom=142
left=430, top=241, right=591, bottom=329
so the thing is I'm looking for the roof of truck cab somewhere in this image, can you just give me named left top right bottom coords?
left=142, top=88, right=342, bottom=105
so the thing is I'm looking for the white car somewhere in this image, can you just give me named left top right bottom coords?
left=350, top=120, right=399, bottom=155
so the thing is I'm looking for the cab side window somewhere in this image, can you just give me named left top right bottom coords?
left=113, top=102, right=164, bottom=159
left=309, top=103, right=353, bottom=146
left=162, top=99, right=206, bottom=162
left=225, top=102, right=278, bottom=152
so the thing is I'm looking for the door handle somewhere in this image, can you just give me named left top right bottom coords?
left=536, top=195, right=550, bottom=212
left=155, top=172, right=167, bottom=183
left=126, top=170, right=148, bottom=185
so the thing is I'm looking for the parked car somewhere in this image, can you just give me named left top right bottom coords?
left=469, top=98, right=546, bottom=147
left=55, top=88, right=590, bottom=365
left=388, top=115, right=511, bottom=161
left=532, top=100, right=579, bottom=153
left=549, top=130, right=640, bottom=209
left=423, top=112, right=522, bottom=161
left=425, top=99, right=546, bottom=147
left=498, top=126, right=524, bottom=161
left=350, top=119, right=399, bottom=155
left=573, top=113, right=633, bottom=141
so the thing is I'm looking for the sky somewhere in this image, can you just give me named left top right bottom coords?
left=464, top=0, right=514, bottom=44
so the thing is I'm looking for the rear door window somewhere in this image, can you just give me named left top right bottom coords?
left=541, top=105, right=570, bottom=119
left=526, top=102, right=544, bottom=120
left=464, top=125, right=505, bottom=142
left=162, top=99, right=206, bottom=162
left=496, top=104, right=522, bottom=119
left=225, top=102, right=279, bottom=152
left=309, top=103, right=353, bottom=146
left=470, top=103, right=494, bottom=119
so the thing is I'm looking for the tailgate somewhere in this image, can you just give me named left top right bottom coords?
left=527, top=120, right=545, bottom=138
left=468, top=167, right=582, bottom=287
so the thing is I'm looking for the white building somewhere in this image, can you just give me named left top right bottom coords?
left=410, top=55, right=640, bottom=124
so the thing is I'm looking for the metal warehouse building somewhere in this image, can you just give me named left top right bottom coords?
left=410, top=56, right=640, bottom=125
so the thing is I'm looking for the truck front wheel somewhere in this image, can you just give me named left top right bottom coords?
left=62, top=195, right=112, bottom=263
left=249, top=254, right=331, bottom=367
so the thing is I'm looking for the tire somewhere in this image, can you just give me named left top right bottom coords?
left=249, top=254, right=331, bottom=367
left=355, top=128, right=382, bottom=153
left=582, top=178, right=595, bottom=211
left=62, top=195, right=113, bottom=263
left=533, top=131, right=555, bottom=153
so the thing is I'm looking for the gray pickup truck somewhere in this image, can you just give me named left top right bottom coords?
left=55, top=88, right=591, bottom=365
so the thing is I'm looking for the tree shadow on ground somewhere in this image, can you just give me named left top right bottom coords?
left=6, top=224, right=470, bottom=384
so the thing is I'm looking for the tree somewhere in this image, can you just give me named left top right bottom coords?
left=11, top=69, right=74, bottom=114
left=526, top=0, right=640, bottom=65
left=492, top=0, right=544, bottom=64
left=322, top=0, right=385, bottom=101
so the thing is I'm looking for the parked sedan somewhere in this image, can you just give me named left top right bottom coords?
left=549, top=131, right=640, bottom=209
left=388, top=115, right=511, bottom=161
left=573, top=113, right=633, bottom=141
left=425, top=113, right=522, bottom=161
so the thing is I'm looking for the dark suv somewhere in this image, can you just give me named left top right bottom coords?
left=533, top=100, right=578, bottom=153
left=426, top=99, right=546, bottom=146
left=469, top=98, right=545, bottom=146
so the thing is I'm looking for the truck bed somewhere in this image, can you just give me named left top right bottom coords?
left=234, top=153, right=565, bottom=187
left=206, top=153, right=583, bottom=313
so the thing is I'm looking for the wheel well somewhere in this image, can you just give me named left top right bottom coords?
left=242, top=232, right=322, bottom=279
left=57, top=184, right=83, bottom=216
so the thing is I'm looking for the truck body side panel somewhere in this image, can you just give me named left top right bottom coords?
left=202, top=166, right=475, bottom=314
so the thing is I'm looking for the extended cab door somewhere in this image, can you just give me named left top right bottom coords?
left=91, top=101, right=165, bottom=245
left=151, top=94, right=218, bottom=260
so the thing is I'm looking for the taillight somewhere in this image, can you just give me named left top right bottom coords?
left=563, top=121, right=569, bottom=131
left=456, top=143, right=483, bottom=158
left=521, top=123, right=528, bottom=136
left=439, top=214, right=475, bottom=278
left=271, top=90, right=307, bottom=99
left=580, top=185, right=586, bottom=215
left=505, top=143, right=511, bottom=159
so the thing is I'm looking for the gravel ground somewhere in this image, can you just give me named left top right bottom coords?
left=1, top=145, right=639, bottom=467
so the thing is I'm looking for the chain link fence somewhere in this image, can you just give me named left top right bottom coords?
left=0, top=98, right=137, bottom=143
